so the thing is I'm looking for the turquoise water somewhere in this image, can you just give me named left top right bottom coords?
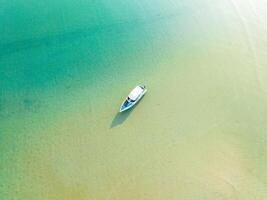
left=1, top=0, right=267, bottom=199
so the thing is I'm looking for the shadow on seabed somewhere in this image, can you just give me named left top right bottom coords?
left=110, top=109, right=133, bottom=128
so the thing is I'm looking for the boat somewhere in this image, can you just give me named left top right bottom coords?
left=119, top=85, right=147, bottom=112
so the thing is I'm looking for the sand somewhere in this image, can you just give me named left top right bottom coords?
left=1, top=0, right=267, bottom=199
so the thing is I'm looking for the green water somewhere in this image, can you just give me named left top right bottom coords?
left=1, top=0, right=267, bottom=199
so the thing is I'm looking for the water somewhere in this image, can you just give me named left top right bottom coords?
left=1, top=0, right=267, bottom=199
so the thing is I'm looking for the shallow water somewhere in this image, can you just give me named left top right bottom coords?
left=1, top=0, right=267, bottom=199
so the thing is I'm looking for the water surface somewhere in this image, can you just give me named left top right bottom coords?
left=1, top=0, right=267, bottom=199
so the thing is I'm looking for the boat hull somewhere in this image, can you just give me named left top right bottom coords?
left=119, top=88, right=147, bottom=112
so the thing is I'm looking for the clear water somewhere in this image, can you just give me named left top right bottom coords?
left=1, top=0, right=267, bottom=199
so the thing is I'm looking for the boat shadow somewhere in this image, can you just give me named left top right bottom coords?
left=110, top=109, right=133, bottom=128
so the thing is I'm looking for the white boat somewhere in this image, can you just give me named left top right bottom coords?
left=119, top=85, right=147, bottom=112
